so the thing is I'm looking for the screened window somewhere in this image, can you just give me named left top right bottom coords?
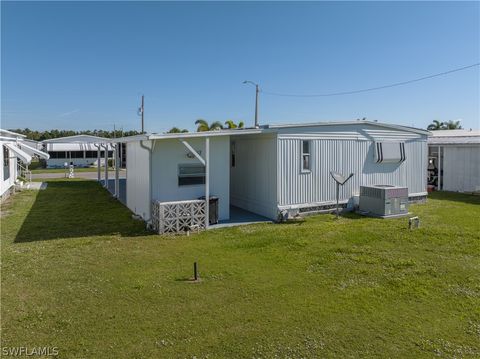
left=301, top=140, right=311, bottom=171
left=71, top=151, right=84, bottom=159
left=49, top=151, right=67, bottom=159
left=178, top=164, right=205, bottom=186
left=85, top=151, right=97, bottom=158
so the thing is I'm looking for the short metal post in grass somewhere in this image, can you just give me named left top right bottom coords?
left=193, top=262, right=198, bottom=281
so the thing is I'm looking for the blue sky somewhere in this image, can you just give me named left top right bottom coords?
left=1, top=1, right=479, bottom=132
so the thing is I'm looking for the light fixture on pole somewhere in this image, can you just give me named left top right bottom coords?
left=330, top=171, right=354, bottom=218
left=243, top=80, right=259, bottom=128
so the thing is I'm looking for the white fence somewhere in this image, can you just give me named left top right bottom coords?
left=152, top=199, right=206, bottom=234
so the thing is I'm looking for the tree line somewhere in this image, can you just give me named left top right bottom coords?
left=167, top=119, right=245, bottom=133
left=427, top=120, right=462, bottom=131
left=8, top=128, right=142, bottom=141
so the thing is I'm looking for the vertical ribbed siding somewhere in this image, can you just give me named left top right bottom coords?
left=278, top=139, right=427, bottom=206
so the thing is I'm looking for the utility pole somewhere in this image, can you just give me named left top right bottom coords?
left=138, top=95, right=145, bottom=133
left=243, top=81, right=259, bottom=128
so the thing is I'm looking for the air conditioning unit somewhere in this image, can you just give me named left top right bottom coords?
left=359, top=185, right=409, bottom=218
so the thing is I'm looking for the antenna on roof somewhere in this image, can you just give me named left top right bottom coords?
left=137, top=95, right=145, bottom=133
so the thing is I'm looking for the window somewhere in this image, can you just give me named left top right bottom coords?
left=86, top=151, right=97, bottom=158
left=48, top=151, right=67, bottom=159
left=178, top=164, right=205, bottom=186
left=301, top=140, right=311, bottom=171
left=71, top=151, right=84, bottom=159
left=3, top=146, right=10, bottom=180
left=231, top=142, right=236, bottom=168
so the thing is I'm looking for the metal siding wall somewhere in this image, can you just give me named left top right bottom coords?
left=150, top=137, right=230, bottom=221
left=126, top=141, right=150, bottom=219
left=278, top=138, right=427, bottom=206
left=230, top=135, right=277, bottom=219
left=443, top=146, right=480, bottom=192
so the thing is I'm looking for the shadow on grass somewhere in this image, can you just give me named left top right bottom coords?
left=15, top=180, right=151, bottom=243
left=427, top=191, right=480, bottom=205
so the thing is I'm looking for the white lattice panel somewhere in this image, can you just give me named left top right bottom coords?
left=152, top=199, right=206, bottom=234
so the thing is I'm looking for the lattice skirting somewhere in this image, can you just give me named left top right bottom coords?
left=152, top=199, right=206, bottom=234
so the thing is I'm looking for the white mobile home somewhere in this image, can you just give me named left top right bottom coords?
left=116, top=121, right=428, bottom=229
left=42, top=135, right=115, bottom=168
left=428, top=130, right=480, bottom=192
left=1, top=129, right=49, bottom=200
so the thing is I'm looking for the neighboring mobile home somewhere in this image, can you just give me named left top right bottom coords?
left=0, top=129, right=49, bottom=200
left=42, top=135, right=116, bottom=168
left=115, top=121, right=429, bottom=228
left=428, top=129, right=480, bottom=192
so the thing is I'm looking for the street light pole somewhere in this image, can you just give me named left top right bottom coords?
left=243, top=81, right=260, bottom=128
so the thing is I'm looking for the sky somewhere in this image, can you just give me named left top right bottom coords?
left=1, top=1, right=479, bottom=133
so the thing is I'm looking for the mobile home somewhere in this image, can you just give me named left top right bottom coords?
left=42, top=135, right=115, bottom=168
left=428, top=129, right=480, bottom=192
left=115, top=121, right=429, bottom=230
left=1, top=129, right=49, bottom=200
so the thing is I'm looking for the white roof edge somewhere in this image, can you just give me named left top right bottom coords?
left=0, top=129, right=27, bottom=138
left=42, top=134, right=113, bottom=143
left=112, top=128, right=266, bottom=142
left=265, top=121, right=431, bottom=136
left=18, top=143, right=50, bottom=159
left=5, top=143, right=33, bottom=164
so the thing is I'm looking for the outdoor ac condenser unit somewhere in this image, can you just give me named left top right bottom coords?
left=359, top=185, right=409, bottom=218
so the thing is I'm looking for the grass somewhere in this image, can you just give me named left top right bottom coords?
left=30, top=167, right=114, bottom=174
left=1, top=180, right=479, bottom=358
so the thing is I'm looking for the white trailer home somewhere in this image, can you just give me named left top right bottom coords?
left=1, top=129, right=49, bottom=200
left=115, top=121, right=428, bottom=231
left=42, top=135, right=115, bottom=168
left=428, top=129, right=480, bottom=193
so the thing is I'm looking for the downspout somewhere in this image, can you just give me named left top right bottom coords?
left=140, top=139, right=155, bottom=224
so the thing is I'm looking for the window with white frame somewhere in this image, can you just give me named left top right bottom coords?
left=178, top=164, right=206, bottom=186
left=301, top=140, right=311, bottom=171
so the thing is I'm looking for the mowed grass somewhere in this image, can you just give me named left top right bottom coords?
left=30, top=167, right=113, bottom=174
left=1, top=180, right=479, bottom=358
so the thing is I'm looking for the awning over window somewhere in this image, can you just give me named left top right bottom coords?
left=374, top=142, right=406, bottom=163
left=18, top=143, right=50, bottom=159
left=4, top=143, right=33, bottom=164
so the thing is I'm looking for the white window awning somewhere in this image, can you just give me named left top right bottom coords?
left=374, top=142, right=406, bottom=163
left=5, top=143, right=33, bottom=164
left=18, top=142, right=50, bottom=159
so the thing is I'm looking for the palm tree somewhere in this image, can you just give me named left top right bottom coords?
left=443, top=120, right=462, bottom=130
left=427, top=120, right=444, bottom=131
left=224, top=120, right=245, bottom=129
left=195, top=119, right=224, bottom=132
left=167, top=127, right=188, bottom=133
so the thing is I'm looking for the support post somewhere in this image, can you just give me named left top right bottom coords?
left=115, top=143, right=120, bottom=198
left=336, top=183, right=340, bottom=219
left=103, top=144, right=109, bottom=189
left=437, top=145, right=442, bottom=190
left=96, top=145, right=101, bottom=182
left=205, top=137, right=209, bottom=229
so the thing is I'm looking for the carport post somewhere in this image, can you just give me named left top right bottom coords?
left=114, top=143, right=120, bottom=198
left=103, top=144, right=109, bottom=188
left=95, top=144, right=101, bottom=182
left=205, top=137, right=209, bottom=229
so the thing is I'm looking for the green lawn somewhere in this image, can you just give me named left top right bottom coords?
left=1, top=180, right=479, bottom=358
left=30, top=167, right=113, bottom=174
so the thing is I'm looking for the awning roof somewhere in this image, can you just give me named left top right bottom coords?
left=5, top=143, right=33, bottom=164
left=45, top=143, right=114, bottom=151
left=18, top=143, right=50, bottom=159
